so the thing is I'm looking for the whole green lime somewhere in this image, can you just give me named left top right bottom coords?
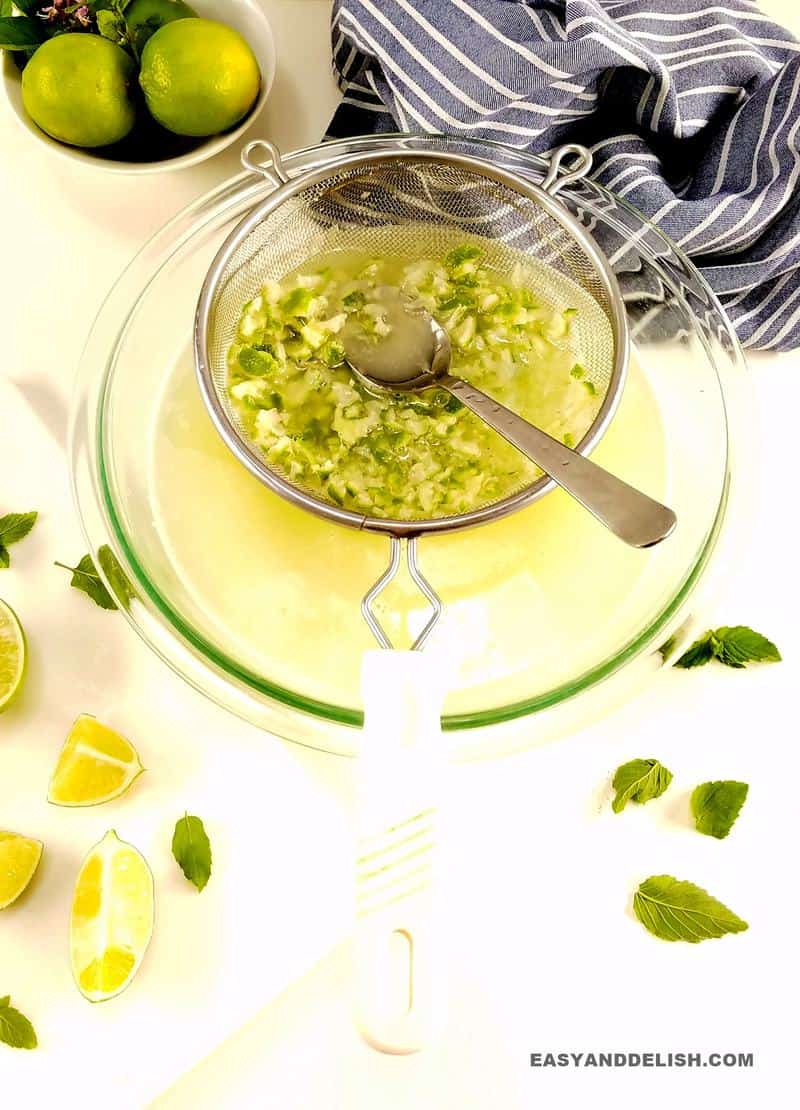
left=21, top=34, right=137, bottom=149
left=126, top=0, right=196, bottom=47
left=139, top=18, right=261, bottom=138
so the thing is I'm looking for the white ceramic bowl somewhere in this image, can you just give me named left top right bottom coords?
left=1, top=0, right=275, bottom=174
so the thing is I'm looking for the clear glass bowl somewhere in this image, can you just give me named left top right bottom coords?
left=71, top=134, right=751, bottom=758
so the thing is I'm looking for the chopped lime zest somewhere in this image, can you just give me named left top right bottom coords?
left=238, top=347, right=279, bottom=377
left=281, top=287, right=315, bottom=316
left=227, top=247, right=600, bottom=520
left=444, top=243, right=483, bottom=269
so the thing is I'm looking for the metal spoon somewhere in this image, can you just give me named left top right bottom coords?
left=342, top=287, right=677, bottom=549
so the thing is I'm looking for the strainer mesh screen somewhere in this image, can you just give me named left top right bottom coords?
left=203, top=157, right=617, bottom=526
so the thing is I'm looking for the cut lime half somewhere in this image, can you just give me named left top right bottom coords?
left=0, top=600, right=26, bottom=713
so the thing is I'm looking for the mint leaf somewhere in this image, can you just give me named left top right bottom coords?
left=674, top=631, right=714, bottom=668
left=0, top=511, right=37, bottom=568
left=55, top=554, right=117, bottom=611
left=0, top=512, right=37, bottom=544
left=712, top=626, right=781, bottom=668
left=611, top=758, right=673, bottom=813
left=691, top=781, right=749, bottom=839
left=97, top=544, right=134, bottom=608
left=675, top=625, right=780, bottom=669
left=0, top=995, right=37, bottom=1050
left=633, top=875, right=748, bottom=943
left=172, top=814, right=212, bottom=892
left=0, top=14, right=41, bottom=49
left=96, top=8, right=125, bottom=43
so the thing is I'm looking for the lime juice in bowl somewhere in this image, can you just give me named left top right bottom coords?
left=149, top=339, right=671, bottom=713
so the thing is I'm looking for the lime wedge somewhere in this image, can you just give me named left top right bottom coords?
left=48, top=715, right=144, bottom=807
left=0, top=599, right=25, bottom=713
left=70, top=830, right=154, bottom=1002
left=0, top=831, right=43, bottom=909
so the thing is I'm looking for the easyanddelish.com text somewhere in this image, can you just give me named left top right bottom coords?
left=530, top=1052, right=753, bottom=1068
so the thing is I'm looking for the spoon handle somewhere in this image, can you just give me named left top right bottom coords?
left=439, top=375, right=677, bottom=549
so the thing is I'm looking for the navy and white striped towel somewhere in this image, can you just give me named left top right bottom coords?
left=329, top=0, right=800, bottom=351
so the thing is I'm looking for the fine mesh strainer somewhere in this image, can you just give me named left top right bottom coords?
left=194, top=139, right=674, bottom=1053
left=195, top=139, right=675, bottom=648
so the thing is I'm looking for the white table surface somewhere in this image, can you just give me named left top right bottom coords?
left=1, top=2, right=798, bottom=1107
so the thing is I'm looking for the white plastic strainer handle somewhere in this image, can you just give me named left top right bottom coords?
left=355, top=650, right=448, bottom=1054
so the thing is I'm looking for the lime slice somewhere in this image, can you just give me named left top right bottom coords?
left=0, top=599, right=26, bottom=713
left=0, top=831, right=43, bottom=909
left=48, top=715, right=144, bottom=807
left=70, top=830, right=154, bottom=1002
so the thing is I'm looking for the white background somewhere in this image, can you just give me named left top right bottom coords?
left=1, top=2, right=799, bottom=1107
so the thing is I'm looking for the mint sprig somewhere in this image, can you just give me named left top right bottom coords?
left=691, top=781, right=749, bottom=840
left=633, top=875, right=748, bottom=943
left=0, top=511, right=38, bottom=568
left=611, top=758, right=673, bottom=813
left=55, top=554, right=117, bottom=610
left=0, top=995, right=37, bottom=1050
left=95, top=1, right=150, bottom=60
left=95, top=7, right=126, bottom=44
left=675, top=625, right=780, bottom=669
left=172, top=814, right=212, bottom=892
left=55, top=545, right=133, bottom=611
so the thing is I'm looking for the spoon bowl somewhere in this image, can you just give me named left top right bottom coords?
left=342, top=286, right=450, bottom=392
left=342, top=286, right=677, bottom=549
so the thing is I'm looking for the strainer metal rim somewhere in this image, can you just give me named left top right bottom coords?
left=194, top=145, right=630, bottom=538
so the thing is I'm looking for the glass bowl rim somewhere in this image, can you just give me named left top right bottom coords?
left=74, top=131, right=742, bottom=735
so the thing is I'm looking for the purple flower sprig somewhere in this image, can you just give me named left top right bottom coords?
left=1, top=1, right=140, bottom=64
left=36, top=2, right=94, bottom=32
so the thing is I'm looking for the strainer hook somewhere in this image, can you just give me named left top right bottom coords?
left=541, top=143, right=593, bottom=197
left=362, top=537, right=442, bottom=651
left=241, top=139, right=290, bottom=186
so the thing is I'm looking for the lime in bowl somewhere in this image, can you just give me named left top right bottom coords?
left=2, top=0, right=275, bottom=174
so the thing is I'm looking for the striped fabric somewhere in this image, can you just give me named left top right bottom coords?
left=328, top=0, right=800, bottom=351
